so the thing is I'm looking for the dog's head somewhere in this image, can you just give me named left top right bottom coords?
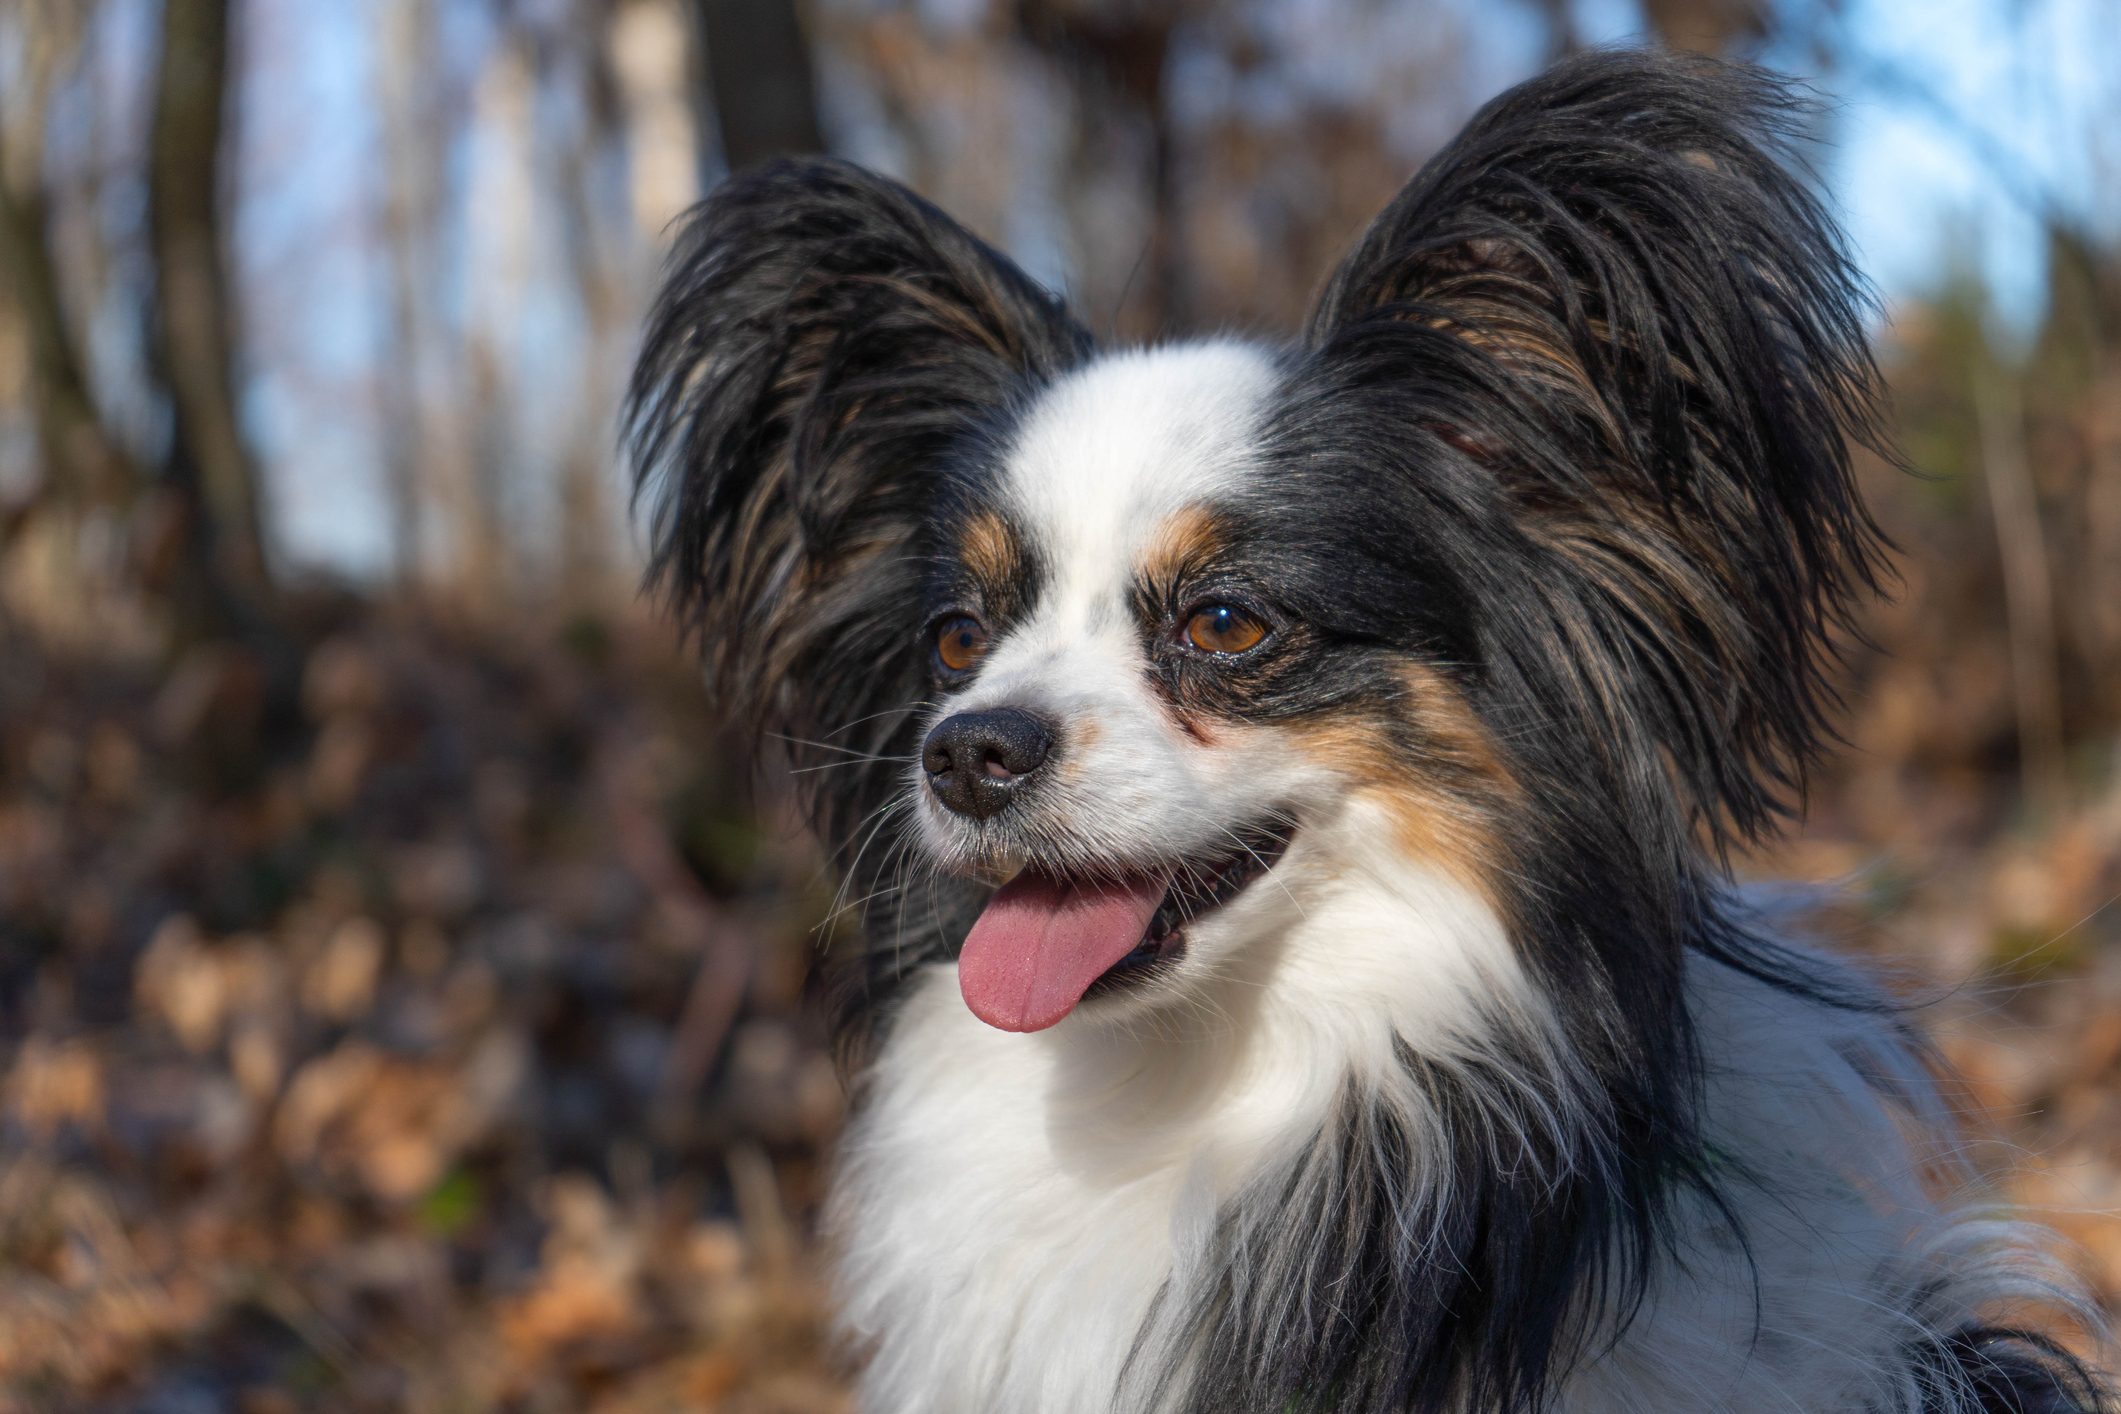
left=628, top=51, right=1886, bottom=1043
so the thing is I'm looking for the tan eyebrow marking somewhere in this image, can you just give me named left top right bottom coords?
left=961, top=509, right=1021, bottom=586
left=1137, top=503, right=1226, bottom=589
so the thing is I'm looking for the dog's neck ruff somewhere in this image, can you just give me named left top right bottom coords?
left=830, top=865, right=2079, bottom=1414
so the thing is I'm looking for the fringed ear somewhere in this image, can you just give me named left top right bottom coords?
left=626, top=158, right=1091, bottom=840
left=1306, top=49, right=1890, bottom=849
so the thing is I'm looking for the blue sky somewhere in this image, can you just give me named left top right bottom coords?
left=197, top=0, right=2121, bottom=574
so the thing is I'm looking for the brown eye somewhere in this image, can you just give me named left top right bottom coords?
left=1184, top=604, right=1268, bottom=655
left=934, top=615, right=989, bottom=674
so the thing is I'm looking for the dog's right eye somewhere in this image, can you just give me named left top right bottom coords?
left=1183, top=603, right=1268, bottom=656
left=933, top=615, right=989, bottom=676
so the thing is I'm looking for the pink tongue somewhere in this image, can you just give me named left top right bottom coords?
left=958, top=871, right=1170, bottom=1032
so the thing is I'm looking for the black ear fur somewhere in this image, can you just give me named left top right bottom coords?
left=1306, top=48, right=1891, bottom=851
left=625, top=157, right=1091, bottom=850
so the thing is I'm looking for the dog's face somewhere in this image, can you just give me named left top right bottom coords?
left=910, top=343, right=1508, bottom=1031
left=627, top=57, right=1886, bottom=1049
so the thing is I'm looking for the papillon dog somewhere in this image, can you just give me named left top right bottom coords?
left=626, top=48, right=2111, bottom=1414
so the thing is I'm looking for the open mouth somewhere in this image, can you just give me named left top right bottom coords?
left=955, top=821, right=1293, bottom=1033
left=1083, top=824, right=1293, bottom=1001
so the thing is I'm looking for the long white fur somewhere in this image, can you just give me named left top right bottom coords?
left=836, top=344, right=2094, bottom=1413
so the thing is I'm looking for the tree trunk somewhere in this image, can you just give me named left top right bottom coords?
left=374, top=0, right=439, bottom=591
left=147, top=0, right=273, bottom=631
left=0, top=168, right=137, bottom=516
left=690, top=0, right=826, bottom=175
left=1640, top=0, right=1767, bottom=54
left=1013, top=1, right=1183, bottom=338
left=553, top=25, right=629, bottom=609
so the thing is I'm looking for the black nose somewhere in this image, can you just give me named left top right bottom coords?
left=923, top=708, right=1054, bottom=820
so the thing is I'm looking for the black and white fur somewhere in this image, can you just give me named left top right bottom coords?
left=627, top=50, right=2112, bottom=1414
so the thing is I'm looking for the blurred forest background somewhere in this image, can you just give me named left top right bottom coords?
left=2, top=0, right=2118, bottom=1408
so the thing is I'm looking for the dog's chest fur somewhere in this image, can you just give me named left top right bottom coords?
left=830, top=966, right=1322, bottom=1412
left=827, top=940, right=2071, bottom=1414
left=829, top=849, right=1533, bottom=1410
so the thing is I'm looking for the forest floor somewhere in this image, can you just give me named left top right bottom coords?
left=1, top=602, right=2116, bottom=1412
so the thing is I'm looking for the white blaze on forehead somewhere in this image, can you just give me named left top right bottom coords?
left=1002, top=340, right=1281, bottom=611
